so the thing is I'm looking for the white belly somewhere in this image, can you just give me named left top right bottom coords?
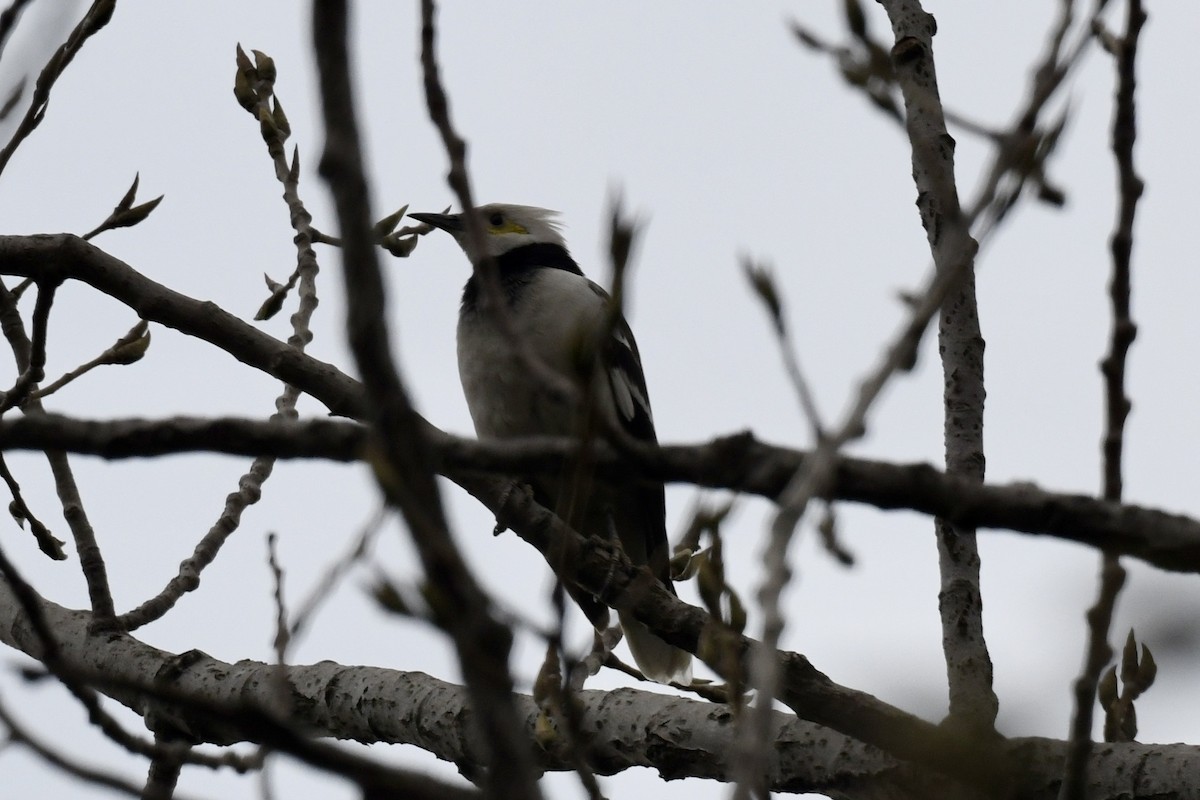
left=457, top=269, right=609, bottom=438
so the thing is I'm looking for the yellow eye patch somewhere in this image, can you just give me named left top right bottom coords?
left=489, top=220, right=528, bottom=235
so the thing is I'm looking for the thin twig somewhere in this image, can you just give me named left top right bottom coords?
left=31, top=319, right=149, bottom=400
left=966, top=0, right=1105, bottom=243
left=0, top=693, right=210, bottom=800
left=0, top=0, right=117, bottom=180
left=288, top=505, right=385, bottom=640
left=1059, top=1, right=1145, bottom=797
left=742, top=257, right=826, bottom=442
left=313, top=3, right=541, bottom=798
left=542, top=202, right=647, bottom=800
left=0, top=279, right=63, bottom=559
left=118, top=44, right=323, bottom=632
left=266, top=532, right=290, bottom=665
left=0, top=279, right=52, bottom=412
left=265, top=530, right=295, bottom=739
left=0, top=278, right=116, bottom=621
left=415, top=0, right=579, bottom=410
left=0, top=449, right=63, bottom=558
left=791, top=0, right=1076, bottom=234
left=116, top=457, right=275, bottom=630
left=1061, top=556, right=1126, bottom=799
left=0, top=0, right=37, bottom=64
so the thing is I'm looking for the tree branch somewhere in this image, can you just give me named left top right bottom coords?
left=1061, top=1, right=1147, bottom=796
left=1, top=413, right=1200, bottom=574
left=310, top=2, right=540, bottom=797
left=0, top=277, right=116, bottom=622
left=0, top=0, right=117, bottom=179
left=0, top=568, right=1194, bottom=798
left=879, top=0, right=997, bottom=732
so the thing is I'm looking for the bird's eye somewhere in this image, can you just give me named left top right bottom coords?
left=488, top=212, right=504, bottom=226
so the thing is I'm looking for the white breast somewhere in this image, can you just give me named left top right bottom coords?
left=457, top=269, right=611, bottom=438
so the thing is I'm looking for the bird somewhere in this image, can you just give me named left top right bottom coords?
left=409, top=203, right=692, bottom=684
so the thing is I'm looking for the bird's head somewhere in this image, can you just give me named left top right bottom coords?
left=409, top=203, right=566, bottom=258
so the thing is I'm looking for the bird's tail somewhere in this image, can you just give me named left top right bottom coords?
left=619, top=611, right=692, bottom=685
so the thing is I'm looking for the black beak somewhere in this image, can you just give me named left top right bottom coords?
left=408, top=211, right=463, bottom=233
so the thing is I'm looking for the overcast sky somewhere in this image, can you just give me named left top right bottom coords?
left=1, top=2, right=1198, bottom=798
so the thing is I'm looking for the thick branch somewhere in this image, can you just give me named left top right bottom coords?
left=0, top=570, right=1195, bottom=798
left=0, top=233, right=367, bottom=417
left=1, top=414, right=1200, bottom=574
left=879, top=0, right=997, bottom=731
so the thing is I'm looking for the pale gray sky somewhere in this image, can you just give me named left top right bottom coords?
left=0, top=2, right=1197, bottom=798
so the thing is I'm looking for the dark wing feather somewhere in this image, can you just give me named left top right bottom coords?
left=587, top=281, right=657, bottom=444
left=585, top=281, right=673, bottom=589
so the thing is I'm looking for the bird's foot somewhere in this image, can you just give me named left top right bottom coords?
left=492, top=478, right=529, bottom=535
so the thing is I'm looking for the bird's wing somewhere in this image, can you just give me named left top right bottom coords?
left=585, top=280, right=693, bottom=683
left=586, top=281, right=657, bottom=445
left=582, top=280, right=673, bottom=582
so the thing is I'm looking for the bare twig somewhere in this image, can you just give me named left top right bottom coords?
left=117, top=45, right=324, bottom=633
left=0, top=280, right=64, bottom=559
left=313, top=3, right=540, bottom=798
left=289, top=504, right=385, bottom=640
left=0, top=78, right=24, bottom=121
left=31, top=319, right=149, bottom=400
left=0, top=694, right=210, bottom=800
left=735, top=199, right=981, bottom=799
left=0, top=413, right=368, bottom=459
left=532, top=204, right=644, bottom=792
left=965, top=0, right=1104, bottom=243
left=0, top=0, right=116, bottom=180
left=414, top=0, right=579, bottom=411
left=0, top=234, right=370, bottom=417
left=0, top=279, right=52, bottom=412
left=743, top=257, right=826, bottom=443
left=0, top=445, right=63, bottom=559
left=793, top=0, right=1098, bottom=246
left=264, top=528, right=294, bottom=770
left=0, top=0, right=37, bottom=63
left=1098, top=2, right=1144, bottom=509
left=116, top=455, right=275, bottom=630
left=233, top=44, right=321, bottom=327
left=266, top=532, right=291, bottom=667
left=1061, top=556, right=1127, bottom=799
left=80, top=173, right=164, bottom=241
left=0, top=278, right=116, bottom=620
left=1060, top=1, right=1146, bottom=797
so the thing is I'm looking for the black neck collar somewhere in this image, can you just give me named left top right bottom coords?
left=461, top=242, right=582, bottom=311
